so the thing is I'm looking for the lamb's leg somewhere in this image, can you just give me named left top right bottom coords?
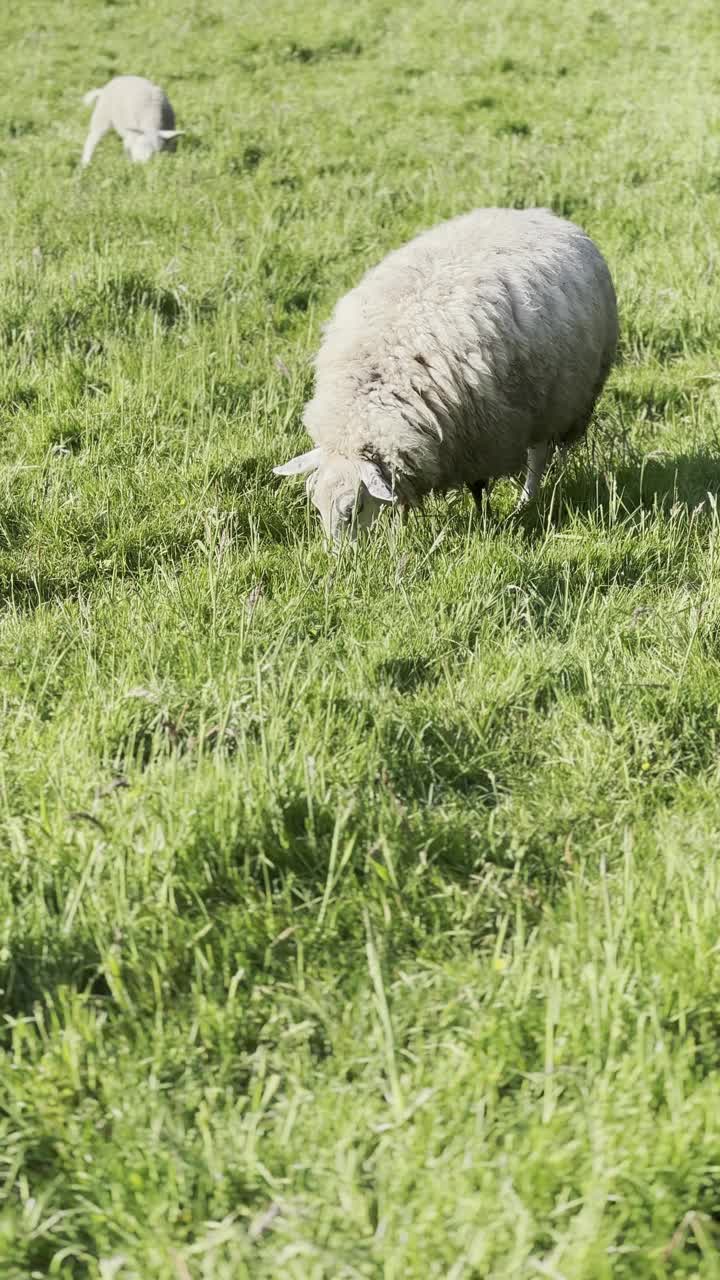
left=81, top=122, right=109, bottom=167
left=468, top=478, right=491, bottom=512
left=515, top=443, right=550, bottom=511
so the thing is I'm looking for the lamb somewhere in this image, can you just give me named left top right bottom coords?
left=273, top=207, right=618, bottom=543
left=81, top=76, right=182, bottom=167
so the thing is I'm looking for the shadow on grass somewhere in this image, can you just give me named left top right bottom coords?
left=0, top=272, right=217, bottom=357
left=0, top=532, right=196, bottom=612
left=374, top=656, right=438, bottom=693
left=378, top=716, right=501, bottom=806
left=0, top=932, right=109, bottom=1034
left=547, top=450, right=720, bottom=518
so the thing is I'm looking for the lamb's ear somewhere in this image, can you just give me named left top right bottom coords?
left=159, top=130, right=184, bottom=139
left=273, top=447, right=323, bottom=477
left=359, top=460, right=395, bottom=503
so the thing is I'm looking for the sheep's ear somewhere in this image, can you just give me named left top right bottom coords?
left=359, top=460, right=395, bottom=503
left=273, top=448, right=323, bottom=477
left=159, top=130, right=184, bottom=139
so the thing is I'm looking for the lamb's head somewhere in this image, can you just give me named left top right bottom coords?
left=126, top=128, right=183, bottom=162
left=273, top=448, right=396, bottom=544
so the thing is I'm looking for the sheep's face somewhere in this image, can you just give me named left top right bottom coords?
left=273, top=449, right=396, bottom=545
left=307, top=460, right=381, bottom=544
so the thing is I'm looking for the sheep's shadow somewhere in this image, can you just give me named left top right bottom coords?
left=542, top=449, right=720, bottom=520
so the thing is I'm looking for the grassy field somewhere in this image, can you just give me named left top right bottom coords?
left=2, top=0, right=720, bottom=1275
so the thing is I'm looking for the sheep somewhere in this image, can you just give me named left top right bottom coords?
left=81, top=76, right=182, bottom=167
left=273, top=207, right=618, bottom=543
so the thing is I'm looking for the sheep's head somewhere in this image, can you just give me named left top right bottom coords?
left=273, top=448, right=396, bottom=544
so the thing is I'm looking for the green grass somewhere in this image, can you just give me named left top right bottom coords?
left=2, top=0, right=720, bottom=1275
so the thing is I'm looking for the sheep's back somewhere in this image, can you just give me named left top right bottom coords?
left=306, top=208, right=617, bottom=493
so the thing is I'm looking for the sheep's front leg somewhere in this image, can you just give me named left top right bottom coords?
left=515, top=443, right=550, bottom=511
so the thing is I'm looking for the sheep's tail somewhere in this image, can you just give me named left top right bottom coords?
left=83, top=88, right=102, bottom=108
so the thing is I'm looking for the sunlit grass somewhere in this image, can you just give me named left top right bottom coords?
left=2, top=0, right=720, bottom=1275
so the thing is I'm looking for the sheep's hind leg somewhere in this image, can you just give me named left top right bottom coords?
left=468, top=478, right=492, bottom=512
left=515, top=443, right=550, bottom=512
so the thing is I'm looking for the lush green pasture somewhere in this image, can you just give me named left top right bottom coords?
left=2, top=0, right=720, bottom=1275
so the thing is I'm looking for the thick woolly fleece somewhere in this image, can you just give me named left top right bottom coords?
left=81, top=76, right=178, bottom=166
left=304, top=207, right=618, bottom=504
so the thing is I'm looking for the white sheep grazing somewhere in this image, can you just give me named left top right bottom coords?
left=274, top=207, right=618, bottom=543
left=81, top=76, right=182, bottom=167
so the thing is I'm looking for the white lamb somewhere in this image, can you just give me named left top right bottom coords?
left=81, top=75, right=182, bottom=167
left=274, top=207, right=618, bottom=542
